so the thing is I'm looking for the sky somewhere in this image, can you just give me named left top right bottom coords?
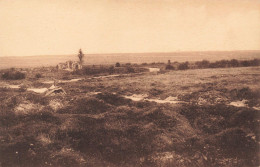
left=0, top=0, right=260, bottom=57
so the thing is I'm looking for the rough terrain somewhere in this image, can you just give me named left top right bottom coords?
left=0, top=66, right=259, bottom=167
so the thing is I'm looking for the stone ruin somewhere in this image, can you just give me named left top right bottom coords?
left=57, top=61, right=82, bottom=71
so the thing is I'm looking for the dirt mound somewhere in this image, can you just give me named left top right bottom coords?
left=53, top=101, right=196, bottom=166
left=57, top=97, right=112, bottom=114
left=229, top=108, right=259, bottom=133
left=0, top=110, right=61, bottom=167
left=213, top=128, right=258, bottom=160
left=229, top=87, right=260, bottom=107
left=1, top=89, right=258, bottom=166
left=96, top=92, right=131, bottom=106
left=230, top=87, right=258, bottom=100
left=143, top=108, right=177, bottom=128
left=178, top=103, right=259, bottom=166
left=194, top=115, right=226, bottom=134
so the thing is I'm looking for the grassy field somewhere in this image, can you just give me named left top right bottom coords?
left=0, top=66, right=259, bottom=167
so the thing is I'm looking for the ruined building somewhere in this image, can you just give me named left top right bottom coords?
left=57, top=61, right=82, bottom=71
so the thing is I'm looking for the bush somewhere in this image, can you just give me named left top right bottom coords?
left=210, top=60, right=228, bottom=68
left=115, top=62, right=120, bottom=67
left=219, top=60, right=229, bottom=67
left=195, top=60, right=210, bottom=68
left=250, top=59, right=260, bottom=66
left=240, top=60, right=250, bottom=67
left=229, top=59, right=239, bottom=67
left=109, top=66, right=114, bottom=74
left=82, top=66, right=109, bottom=75
left=74, top=65, right=141, bottom=76
left=178, top=62, right=189, bottom=70
left=165, top=64, right=175, bottom=70
left=126, top=67, right=135, bottom=73
left=2, top=70, right=26, bottom=80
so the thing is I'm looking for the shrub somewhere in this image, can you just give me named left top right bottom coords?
left=74, top=65, right=140, bottom=76
left=248, top=59, right=260, bottom=66
left=82, top=66, right=108, bottom=75
left=109, top=66, right=115, bottom=74
left=2, top=70, right=26, bottom=80
left=229, top=59, right=239, bottom=67
left=240, top=60, right=250, bottom=67
left=219, top=60, right=229, bottom=67
left=115, top=62, right=120, bottom=67
left=126, top=67, right=135, bottom=73
left=165, top=64, right=174, bottom=70
left=237, top=59, right=260, bottom=67
left=195, top=60, right=210, bottom=68
left=178, top=62, right=189, bottom=70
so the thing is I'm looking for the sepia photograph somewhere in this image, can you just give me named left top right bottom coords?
left=0, top=0, right=259, bottom=166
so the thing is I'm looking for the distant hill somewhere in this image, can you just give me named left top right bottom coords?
left=0, top=50, right=260, bottom=69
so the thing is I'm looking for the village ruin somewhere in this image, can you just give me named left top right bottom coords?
left=57, top=61, right=82, bottom=71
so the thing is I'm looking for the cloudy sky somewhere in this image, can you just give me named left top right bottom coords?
left=0, top=0, right=260, bottom=57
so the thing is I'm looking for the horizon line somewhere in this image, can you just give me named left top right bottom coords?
left=1, top=49, right=260, bottom=58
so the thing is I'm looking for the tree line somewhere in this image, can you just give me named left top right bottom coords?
left=166, top=58, right=260, bottom=70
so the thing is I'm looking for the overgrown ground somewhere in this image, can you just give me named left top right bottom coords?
left=0, top=66, right=259, bottom=167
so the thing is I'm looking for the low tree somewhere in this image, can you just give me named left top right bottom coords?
left=115, top=62, right=120, bottom=67
left=78, top=49, right=84, bottom=65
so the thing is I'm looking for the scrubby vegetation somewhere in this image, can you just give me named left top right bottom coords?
left=165, top=64, right=174, bottom=70
left=0, top=64, right=259, bottom=167
left=1, top=69, right=26, bottom=80
left=0, top=91, right=259, bottom=166
left=115, top=62, right=120, bottom=67
left=189, top=58, right=259, bottom=70
left=178, top=62, right=189, bottom=70
left=72, top=65, right=148, bottom=76
left=164, top=58, right=260, bottom=71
